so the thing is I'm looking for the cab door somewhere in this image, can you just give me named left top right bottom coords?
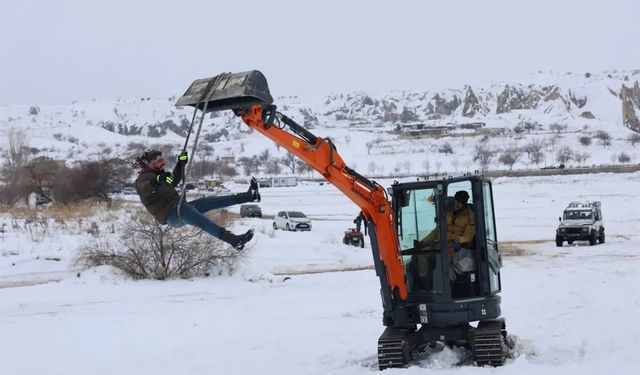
left=479, top=180, right=502, bottom=294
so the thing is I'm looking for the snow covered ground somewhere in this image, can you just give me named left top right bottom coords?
left=1, top=172, right=639, bottom=374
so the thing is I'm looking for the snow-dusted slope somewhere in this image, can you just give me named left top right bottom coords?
left=1, top=70, right=639, bottom=174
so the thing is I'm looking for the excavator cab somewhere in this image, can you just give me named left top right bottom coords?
left=377, top=175, right=507, bottom=369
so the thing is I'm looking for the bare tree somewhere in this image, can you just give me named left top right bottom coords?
left=627, top=133, right=640, bottom=147
left=265, top=157, right=282, bottom=175
left=523, top=120, right=540, bottom=133
left=212, top=161, right=237, bottom=180
left=473, top=144, right=495, bottom=170
left=1, top=128, right=31, bottom=185
left=498, top=148, right=522, bottom=171
left=366, top=142, right=374, bottom=155
left=556, top=146, right=574, bottom=164
left=259, top=149, right=271, bottom=163
left=618, top=152, right=631, bottom=164
left=574, top=152, right=591, bottom=166
left=578, top=135, right=592, bottom=148
left=51, top=161, right=122, bottom=205
left=421, top=159, right=431, bottom=175
left=549, top=123, right=567, bottom=133
left=402, top=160, right=412, bottom=174
left=593, top=130, right=612, bottom=148
left=296, top=159, right=312, bottom=177
left=438, top=142, right=453, bottom=155
left=238, top=156, right=259, bottom=176
left=524, top=139, right=545, bottom=167
left=281, top=151, right=297, bottom=174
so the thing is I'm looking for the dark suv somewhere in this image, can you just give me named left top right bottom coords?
left=240, top=204, right=262, bottom=218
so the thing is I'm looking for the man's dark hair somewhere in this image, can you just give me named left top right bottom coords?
left=454, top=190, right=469, bottom=204
left=132, top=149, right=162, bottom=171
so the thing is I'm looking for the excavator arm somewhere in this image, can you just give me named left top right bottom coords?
left=235, top=104, right=408, bottom=300
left=175, top=70, right=408, bottom=300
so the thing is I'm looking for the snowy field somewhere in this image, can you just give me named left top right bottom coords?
left=1, top=172, right=639, bottom=375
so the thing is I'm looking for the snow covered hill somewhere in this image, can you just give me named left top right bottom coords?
left=1, top=70, right=639, bottom=177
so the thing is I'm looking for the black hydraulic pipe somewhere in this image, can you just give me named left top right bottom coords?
left=279, top=114, right=318, bottom=144
left=346, top=166, right=379, bottom=191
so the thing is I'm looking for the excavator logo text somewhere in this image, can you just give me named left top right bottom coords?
left=351, top=186, right=375, bottom=207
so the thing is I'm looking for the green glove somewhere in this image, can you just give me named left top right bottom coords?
left=156, top=172, right=175, bottom=185
left=178, top=151, right=188, bottom=163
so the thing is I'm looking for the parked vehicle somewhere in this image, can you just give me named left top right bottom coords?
left=240, top=204, right=262, bottom=218
left=122, top=187, right=137, bottom=195
left=556, top=201, right=604, bottom=246
left=343, top=228, right=364, bottom=248
left=273, top=211, right=312, bottom=231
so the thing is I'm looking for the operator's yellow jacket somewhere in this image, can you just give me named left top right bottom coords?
left=421, top=206, right=475, bottom=247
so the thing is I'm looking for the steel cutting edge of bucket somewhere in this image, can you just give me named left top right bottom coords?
left=175, top=70, right=273, bottom=112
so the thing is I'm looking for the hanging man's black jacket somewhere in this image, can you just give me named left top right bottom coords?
left=135, top=161, right=185, bottom=224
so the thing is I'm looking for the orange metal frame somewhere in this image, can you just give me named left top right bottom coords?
left=236, top=105, right=408, bottom=299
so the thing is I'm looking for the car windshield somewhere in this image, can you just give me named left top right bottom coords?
left=564, top=210, right=592, bottom=220
left=288, top=211, right=306, bottom=218
left=244, top=205, right=259, bottom=209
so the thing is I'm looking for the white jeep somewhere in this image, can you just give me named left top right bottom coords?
left=555, top=201, right=605, bottom=246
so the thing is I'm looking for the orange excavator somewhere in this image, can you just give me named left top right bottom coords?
left=176, top=71, right=510, bottom=369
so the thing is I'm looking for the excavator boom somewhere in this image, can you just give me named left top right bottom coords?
left=236, top=105, right=407, bottom=300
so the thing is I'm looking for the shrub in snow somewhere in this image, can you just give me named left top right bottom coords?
left=77, top=209, right=246, bottom=280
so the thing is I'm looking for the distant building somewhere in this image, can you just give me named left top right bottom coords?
left=258, top=176, right=297, bottom=188
left=400, top=123, right=455, bottom=138
left=459, top=122, right=486, bottom=130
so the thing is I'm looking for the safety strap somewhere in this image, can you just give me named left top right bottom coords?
left=176, top=73, right=230, bottom=218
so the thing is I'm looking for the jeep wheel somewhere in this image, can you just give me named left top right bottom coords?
left=555, top=236, right=563, bottom=247
left=273, top=223, right=277, bottom=230
left=599, top=230, right=605, bottom=244
left=589, top=232, right=597, bottom=246
left=286, top=223, right=291, bottom=231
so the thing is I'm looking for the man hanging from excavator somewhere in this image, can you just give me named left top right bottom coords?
left=133, top=149, right=259, bottom=250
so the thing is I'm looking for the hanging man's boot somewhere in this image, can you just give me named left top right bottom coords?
left=235, top=177, right=261, bottom=204
left=220, top=229, right=255, bottom=251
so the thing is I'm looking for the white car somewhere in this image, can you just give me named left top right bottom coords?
left=122, top=187, right=137, bottom=195
left=273, top=211, right=312, bottom=231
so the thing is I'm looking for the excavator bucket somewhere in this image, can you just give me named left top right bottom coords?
left=175, top=70, right=273, bottom=112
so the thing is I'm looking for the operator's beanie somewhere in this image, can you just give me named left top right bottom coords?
left=143, top=149, right=162, bottom=163
left=454, top=190, right=470, bottom=204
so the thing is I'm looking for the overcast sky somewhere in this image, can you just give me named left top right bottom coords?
left=1, top=0, right=638, bottom=105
